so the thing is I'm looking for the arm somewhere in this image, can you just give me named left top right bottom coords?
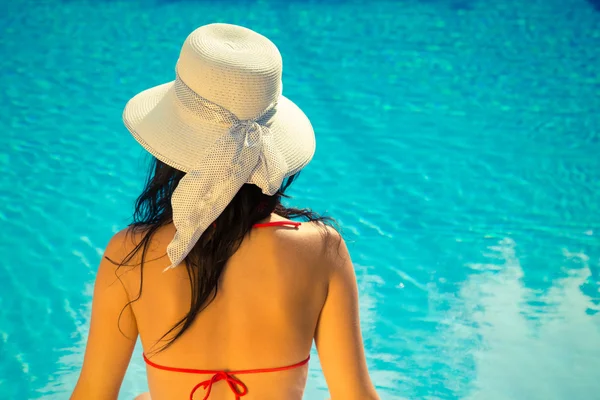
left=71, top=230, right=138, bottom=400
left=314, top=229, right=379, bottom=400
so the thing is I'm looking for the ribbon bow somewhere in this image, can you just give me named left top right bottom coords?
left=164, top=86, right=288, bottom=271
left=189, top=371, right=249, bottom=400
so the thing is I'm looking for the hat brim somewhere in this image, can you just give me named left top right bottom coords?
left=123, top=81, right=316, bottom=176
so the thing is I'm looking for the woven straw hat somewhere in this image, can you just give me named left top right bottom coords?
left=122, top=23, right=315, bottom=270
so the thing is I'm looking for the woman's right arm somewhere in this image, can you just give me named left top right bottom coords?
left=314, top=228, right=380, bottom=400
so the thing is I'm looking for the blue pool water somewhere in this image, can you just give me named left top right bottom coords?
left=1, top=0, right=600, bottom=398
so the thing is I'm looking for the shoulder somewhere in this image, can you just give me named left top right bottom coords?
left=278, top=220, right=347, bottom=274
left=103, top=227, right=145, bottom=262
left=98, top=226, right=153, bottom=281
left=95, top=226, right=150, bottom=297
left=300, top=222, right=343, bottom=252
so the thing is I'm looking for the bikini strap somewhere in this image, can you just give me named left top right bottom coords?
left=253, top=221, right=301, bottom=229
left=143, top=353, right=310, bottom=400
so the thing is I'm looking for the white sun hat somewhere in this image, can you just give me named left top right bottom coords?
left=122, top=23, right=315, bottom=271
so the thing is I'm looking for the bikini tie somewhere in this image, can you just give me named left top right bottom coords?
left=142, top=352, right=310, bottom=400
left=189, top=371, right=249, bottom=400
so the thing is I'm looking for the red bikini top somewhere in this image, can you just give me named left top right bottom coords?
left=143, top=353, right=310, bottom=400
left=143, top=220, right=308, bottom=400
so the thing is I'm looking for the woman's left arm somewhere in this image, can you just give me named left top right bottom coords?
left=71, top=231, right=139, bottom=400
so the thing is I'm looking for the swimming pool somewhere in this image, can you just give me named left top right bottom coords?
left=1, top=0, right=599, bottom=398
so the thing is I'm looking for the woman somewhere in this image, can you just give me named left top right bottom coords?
left=71, top=23, right=379, bottom=400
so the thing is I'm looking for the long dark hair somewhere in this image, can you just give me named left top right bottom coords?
left=111, top=157, right=336, bottom=354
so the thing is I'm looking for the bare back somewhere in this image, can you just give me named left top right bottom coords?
left=123, top=216, right=328, bottom=399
